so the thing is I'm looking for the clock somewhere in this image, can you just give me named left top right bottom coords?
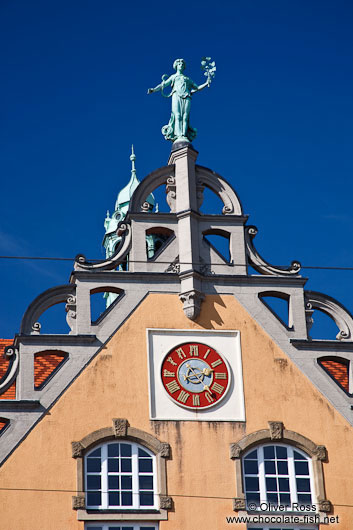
left=160, top=342, right=230, bottom=410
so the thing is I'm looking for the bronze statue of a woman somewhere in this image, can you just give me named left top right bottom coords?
left=148, top=58, right=216, bottom=144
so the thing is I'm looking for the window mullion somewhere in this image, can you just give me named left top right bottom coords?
left=132, top=443, right=139, bottom=509
left=287, top=446, right=297, bottom=506
left=258, top=447, right=266, bottom=504
left=102, top=444, right=108, bottom=509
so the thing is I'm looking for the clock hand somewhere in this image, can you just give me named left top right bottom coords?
left=185, top=364, right=213, bottom=392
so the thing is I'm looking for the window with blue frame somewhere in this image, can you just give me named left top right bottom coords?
left=243, top=444, right=315, bottom=509
left=85, top=442, right=156, bottom=510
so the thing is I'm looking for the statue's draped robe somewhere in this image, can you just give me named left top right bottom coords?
left=162, top=74, right=198, bottom=142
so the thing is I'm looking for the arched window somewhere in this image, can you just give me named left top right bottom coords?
left=243, top=444, right=314, bottom=508
left=85, top=441, right=157, bottom=510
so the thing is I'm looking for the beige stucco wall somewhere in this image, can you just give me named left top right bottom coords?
left=0, top=294, right=352, bottom=529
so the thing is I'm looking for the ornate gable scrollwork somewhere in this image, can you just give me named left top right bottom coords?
left=245, top=225, right=301, bottom=276
left=0, top=346, right=19, bottom=394
left=195, top=166, right=243, bottom=215
left=305, top=291, right=353, bottom=341
left=74, top=223, right=132, bottom=271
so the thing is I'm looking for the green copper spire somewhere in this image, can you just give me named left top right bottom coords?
left=147, top=57, right=216, bottom=144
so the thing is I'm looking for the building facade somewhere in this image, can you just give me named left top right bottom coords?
left=0, top=144, right=353, bottom=529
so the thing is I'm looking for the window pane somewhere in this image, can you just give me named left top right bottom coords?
left=108, top=458, right=119, bottom=472
left=275, top=446, right=287, bottom=459
left=138, top=448, right=150, bottom=457
left=264, top=460, right=276, bottom=474
left=120, top=443, right=132, bottom=457
left=121, top=491, right=133, bottom=505
left=298, top=493, right=312, bottom=504
left=263, top=446, right=275, bottom=459
left=121, top=458, right=132, bottom=472
left=87, top=475, right=101, bottom=489
left=87, top=458, right=101, bottom=472
left=278, top=478, right=290, bottom=492
left=89, top=448, right=101, bottom=458
left=108, top=476, right=120, bottom=490
left=277, top=460, right=288, bottom=475
left=108, top=492, right=120, bottom=506
left=296, top=478, right=310, bottom=492
left=294, top=450, right=306, bottom=460
left=266, top=477, right=277, bottom=492
left=279, top=493, right=291, bottom=505
left=86, top=491, right=101, bottom=506
left=88, top=527, right=103, bottom=530
left=108, top=443, right=119, bottom=457
left=139, top=475, right=153, bottom=490
left=245, top=449, right=257, bottom=459
left=138, top=459, right=152, bottom=472
left=140, top=492, right=154, bottom=505
left=245, top=476, right=259, bottom=491
left=267, top=493, right=278, bottom=504
left=244, top=460, right=258, bottom=474
left=246, top=492, right=260, bottom=504
left=295, top=460, right=309, bottom=475
left=121, top=475, right=132, bottom=489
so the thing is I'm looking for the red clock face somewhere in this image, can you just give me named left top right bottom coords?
left=161, top=342, right=230, bottom=410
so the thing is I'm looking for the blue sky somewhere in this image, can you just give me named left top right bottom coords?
left=1, top=0, right=353, bottom=338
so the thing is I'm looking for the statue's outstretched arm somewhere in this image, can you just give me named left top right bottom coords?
left=190, top=78, right=211, bottom=95
left=148, top=75, right=173, bottom=94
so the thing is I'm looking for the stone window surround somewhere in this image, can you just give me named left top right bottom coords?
left=230, top=421, right=332, bottom=514
left=72, top=418, right=172, bottom=522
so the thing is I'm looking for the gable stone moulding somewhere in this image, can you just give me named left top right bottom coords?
left=0, top=345, right=19, bottom=396
left=229, top=422, right=330, bottom=513
left=195, top=165, right=244, bottom=215
left=72, top=418, right=171, bottom=521
left=20, top=284, right=76, bottom=335
left=129, top=165, right=175, bottom=214
left=245, top=225, right=301, bottom=276
left=75, top=222, right=132, bottom=271
left=304, top=290, right=353, bottom=341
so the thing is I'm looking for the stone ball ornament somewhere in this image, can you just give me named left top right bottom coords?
left=161, top=342, right=230, bottom=410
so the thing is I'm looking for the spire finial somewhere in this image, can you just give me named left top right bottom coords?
left=130, top=144, right=136, bottom=176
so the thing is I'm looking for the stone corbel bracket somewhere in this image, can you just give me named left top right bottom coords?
left=179, top=289, right=205, bottom=321
left=245, top=225, right=301, bottom=276
left=71, top=419, right=172, bottom=517
left=229, top=422, right=330, bottom=512
left=305, top=290, right=353, bottom=341
left=74, top=223, right=132, bottom=271
left=0, top=346, right=19, bottom=395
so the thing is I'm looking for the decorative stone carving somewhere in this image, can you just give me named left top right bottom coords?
left=166, top=176, right=176, bottom=213
left=72, top=495, right=85, bottom=509
left=65, top=295, right=77, bottom=334
left=165, top=257, right=180, bottom=273
left=233, top=497, right=246, bottom=511
left=112, top=418, right=129, bottom=437
left=141, top=201, right=150, bottom=212
left=245, top=225, right=301, bottom=276
left=196, top=181, right=204, bottom=210
left=318, top=499, right=332, bottom=513
left=0, top=346, right=19, bottom=393
left=305, top=291, right=353, bottom=341
left=229, top=443, right=242, bottom=459
left=74, top=223, right=132, bottom=271
left=71, top=441, right=84, bottom=458
left=313, top=445, right=327, bottom=461
left=31, top=322, right=41, bottom=335
left=159, top=442, right=171, bottom=458
left=199, top=257, right=213, bottom=275
left=159, top=495, right=173, bottom=510
left=305, top=302, right=314, bottom=337
left=269, top=421, right=284, bottom=440
left=179, top=289, right=204, bottom=321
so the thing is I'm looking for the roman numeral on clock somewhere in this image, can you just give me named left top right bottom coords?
left=163, top=369, right=175, bottom=377
left=211, top=382, right=225, bottom=394
left=166, top=380, right=180, bottom=393
left=177, top=390, right=190, bottom=403
left=215, top=372, right=227, bottom=379
left=211, top=359, right=222, bottom=368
